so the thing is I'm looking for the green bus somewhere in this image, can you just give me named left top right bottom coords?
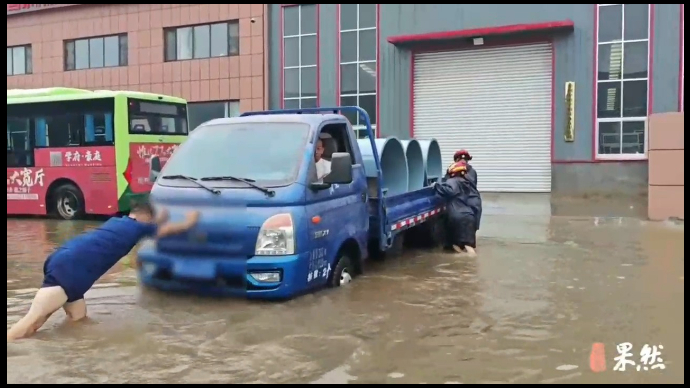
left=7, top=87, right=189, bottom=219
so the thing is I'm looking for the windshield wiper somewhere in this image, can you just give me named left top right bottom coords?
left=161, top=175, right=221, bottom=195
left=200, top=175, right=276, bottom=197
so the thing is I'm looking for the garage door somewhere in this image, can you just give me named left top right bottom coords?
left=413, top=43, right=553, bottom=192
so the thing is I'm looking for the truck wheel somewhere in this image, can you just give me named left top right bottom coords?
left=387, top=232, right=405, bottom=257
left=429, top=217, right=448, bottom=248
left=371, top=233, right=405, bottom=261
left=53, top=184, right=85, bottom=220
left=328, top=254, right=354, bottom=288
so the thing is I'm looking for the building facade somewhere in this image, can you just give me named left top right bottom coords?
left=267, top=4, right=684, bottom=195
left=8, top=4, right=684, bottom=196
left=7, top=4, right=267, bottom=132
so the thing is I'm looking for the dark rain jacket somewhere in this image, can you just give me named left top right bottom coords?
left=443, top=164, right=477, bottom=187
left=434, top=175, right=483, bottom=230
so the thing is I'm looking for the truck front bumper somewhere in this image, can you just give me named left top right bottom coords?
left=137, top=248, right=309, bottom=300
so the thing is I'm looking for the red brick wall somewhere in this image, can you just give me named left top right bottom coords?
left=7, top=4, right=266, bottom=111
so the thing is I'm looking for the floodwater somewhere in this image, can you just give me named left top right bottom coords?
left=7, top=195, right=684, bottom=384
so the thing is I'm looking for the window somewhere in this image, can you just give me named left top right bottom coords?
left=282, top=4, right=318, bottom=109
left=188, top=101, right=241, bottom=131
left=319, top=123, right=358, bottom=165
left=7, top=98, right=116, bottom=167
left=128, top=98, right=188, bottom=136
left=596, top=4, right=651, bottom=159
left=165, top=21, right=240, bottom=62
left=159, top=122, right=311, bottom=185
left=7, top=117, right=33, bottom=167
left=7, top=45, right=32, bottom=76
left=339, top=4, right=377, bottom=138
left=308, top=125, right=357, bottom=184
left=64, top=34, right=128, bottom=71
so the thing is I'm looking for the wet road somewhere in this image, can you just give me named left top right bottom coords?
left=7, top=195, right=684, bottom=384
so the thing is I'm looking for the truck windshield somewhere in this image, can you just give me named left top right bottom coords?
left=160, top=122, right=311, bottom=186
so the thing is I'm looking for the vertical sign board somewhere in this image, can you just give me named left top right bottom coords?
left=564, top=82, right=575, bottom=142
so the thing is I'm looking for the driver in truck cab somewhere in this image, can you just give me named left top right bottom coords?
left=315, top=134, right=333, bottom=181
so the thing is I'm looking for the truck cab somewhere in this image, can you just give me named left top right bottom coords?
left=138, top=108, right=375, bottom=299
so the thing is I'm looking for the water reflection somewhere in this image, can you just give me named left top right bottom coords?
left=6, top=212, right=685, bottom=384
left=7, top=218, right=120, bottom=291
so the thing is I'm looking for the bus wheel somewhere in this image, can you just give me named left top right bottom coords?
left=53, top=184, right=85, bottom=220
left=328, top=254, right=354, bottom=288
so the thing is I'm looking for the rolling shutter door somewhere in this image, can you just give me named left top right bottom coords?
left=413, top=43, right=553, bottom=192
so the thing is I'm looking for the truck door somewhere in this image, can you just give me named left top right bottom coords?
left=304, top=124, right=368, bottom=289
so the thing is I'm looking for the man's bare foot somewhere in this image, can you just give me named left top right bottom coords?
left=7, top=313, right=48, bottom=342
left=452, top=245, right=469, bottom=257
left=465, top=246, right=477, bottom=258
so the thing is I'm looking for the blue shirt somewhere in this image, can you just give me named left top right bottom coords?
left=49, top=216, right=157, bottom=288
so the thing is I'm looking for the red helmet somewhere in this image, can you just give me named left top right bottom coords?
left=447, top=160, right=468, bottom=178
left=453, top=149, right=472, bottom=161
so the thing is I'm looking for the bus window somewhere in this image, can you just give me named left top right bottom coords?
left=18, top=98, right=115, bottom=148
left=41, top=113, right=84, bottom=147
left=84, top=112, right=114, bottom=145
left=7, top=117, right=34, bottom=168
left=127, top=98, right=188, bottom=136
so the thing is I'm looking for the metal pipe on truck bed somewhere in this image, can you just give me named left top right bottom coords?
left=416, top=139, right=443, bottom=183
left=400, top=139, right=425, bottom=192
left=357, top=137, right=409, bottom=197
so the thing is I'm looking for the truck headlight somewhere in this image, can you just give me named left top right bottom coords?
left=255, top=213, right=295, bottom=256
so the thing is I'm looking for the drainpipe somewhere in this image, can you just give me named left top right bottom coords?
left=263, top=3, right=269, bottom=110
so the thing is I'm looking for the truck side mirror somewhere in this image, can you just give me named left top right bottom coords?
left=323, top=152, right=353, bottom=184
left=149, top=155, right=162, bottom=183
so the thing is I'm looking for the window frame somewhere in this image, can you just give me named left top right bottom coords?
left=64, top=34, right=128, bottom=71
left=7, top=44, right=32, bottom=76
left=187, top=100, right=241, bottom=131
left=594, top=4, right=653, bottom=161
left=337, top=4, right=378, bottom=139
left=163, top=20, right=240, bottom=62
left=281, top=4, right=319, bottom=109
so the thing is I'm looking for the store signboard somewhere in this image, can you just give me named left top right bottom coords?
left=7, top=4, right=77, bottom=16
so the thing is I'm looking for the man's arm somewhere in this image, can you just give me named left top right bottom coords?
left=433, top=180, right=460, bottom=199
left=156, top=211, right=200, bottom=238
left=155, top=208, right=170, bottom=225
left=324, top=160, right=332, bottom=177
left=316, top=159, right=331, bottom=180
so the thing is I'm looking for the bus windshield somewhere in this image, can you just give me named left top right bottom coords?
left=128, top=98, right=188, bottom=136
left=159, top=122, right=311, bottom=186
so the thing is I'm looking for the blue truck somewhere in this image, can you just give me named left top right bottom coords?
left=137, top=107, right=447, bottom=299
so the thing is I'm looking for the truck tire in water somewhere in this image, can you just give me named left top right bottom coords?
left=404, top=217, right=447, bottom=249
left=427, top=217, right=447, bottom=248
left=388, top=232, right=405, bottom=257
left=369, top=232, right=406, bottom=261
left=53, top=183, right=85, bottom=220
left=328, top=254, right=354, bottom=288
